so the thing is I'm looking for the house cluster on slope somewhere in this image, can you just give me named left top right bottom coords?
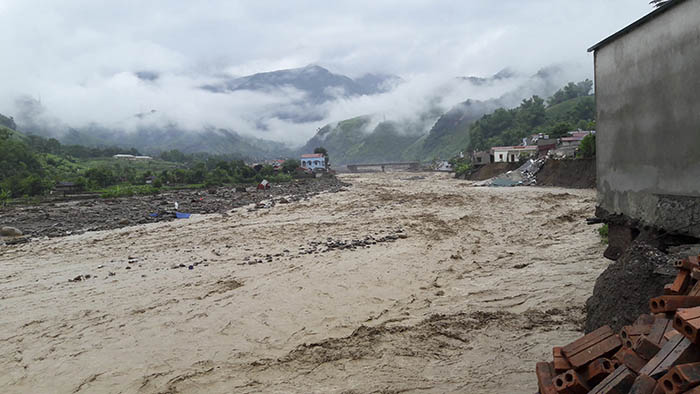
left=472, top=130, right=595, bottom=165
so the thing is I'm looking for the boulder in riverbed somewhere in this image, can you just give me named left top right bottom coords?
left=0, top=226, right=23, bottom=237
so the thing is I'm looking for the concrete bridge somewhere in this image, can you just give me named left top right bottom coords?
left=346, top=162, right=421, bottom=173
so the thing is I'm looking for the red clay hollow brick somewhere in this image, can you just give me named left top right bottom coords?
left=689, top=282, right=700, bottom=297
left=668, top=270, right=691, bottom=295
left=621, top=348, right=651, bottom=374
left=561, top=326, right=621, bottom=368
left=675, top=257, right=700, bottom=272
left=638, top=334, right=700, bottom=379
left=553, top=347, right=573, bottom=373
left=628, top=374, right=658, bottom=394
left=673, top=307, right=700, bottom=344
left=635, top=336, right=662, bottom=360
left=657, top=362, right=700, bottom=393
left=589, top=365, right=637, bottom=394
left=584, top=358, right=617, bottom=386
left=623, top=329, right=649, bottom=349
left=650, top=297, right=700, bottom=314
left=536, top=362, right=558, bottom=394
left=552, top=370, right=589, bottom=394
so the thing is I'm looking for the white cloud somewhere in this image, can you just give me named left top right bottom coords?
left=0, top=0, right=653, bottom=146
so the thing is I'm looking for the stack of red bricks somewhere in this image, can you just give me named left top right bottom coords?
left=536, top=255, right=700, bottom=393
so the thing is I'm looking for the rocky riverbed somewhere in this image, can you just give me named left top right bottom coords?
left=0, top=176, right=348, bottom=241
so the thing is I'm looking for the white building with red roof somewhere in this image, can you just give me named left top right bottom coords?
left=491, top=145, right=538, bottom=163
left=300, top=153, right=326, bottom=171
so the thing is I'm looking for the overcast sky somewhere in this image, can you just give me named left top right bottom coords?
left=0, top=0, right=654, bottom=144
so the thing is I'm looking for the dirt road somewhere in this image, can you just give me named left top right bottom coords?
left=0, top=173, right=606, bottom=393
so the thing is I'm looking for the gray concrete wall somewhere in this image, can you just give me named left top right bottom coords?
left=595, top=0, right=700, bottom=237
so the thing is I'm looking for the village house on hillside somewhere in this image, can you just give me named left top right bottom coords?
left=589, top=0, right=700, bottom=254
left=491, top=145, right=538, bottom=163
left=470, top=151, right=491, bottom=166
left=113, top=154, right=152, bottom=161
left=300, top=153, right=327, bottom=171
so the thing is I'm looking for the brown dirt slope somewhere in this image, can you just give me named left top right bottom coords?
left=584, top=242, right=676, bottom=333
left=536, top=158, right=596, bottom=189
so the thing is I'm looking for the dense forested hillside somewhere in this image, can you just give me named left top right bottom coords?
left=467, top=81, right=594, bottom=151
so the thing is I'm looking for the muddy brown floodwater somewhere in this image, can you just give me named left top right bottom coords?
left=0, top=172, right=607, bottom=393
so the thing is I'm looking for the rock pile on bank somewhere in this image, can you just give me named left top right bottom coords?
left=0, top=177, right=349, bottom=240
left=536, top=253, right=700, bottom=393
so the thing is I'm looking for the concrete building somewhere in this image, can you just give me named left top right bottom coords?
left=300, top=153, right=326, bottom=171
left=590, top=0, right=700, bottom=241
left=491, top=146, right=538, bottom=163
left=471, top=151, right=491, bottom=166
left=537, top=139, right=557, bottom=157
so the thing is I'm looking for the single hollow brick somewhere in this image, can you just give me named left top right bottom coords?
left=562, top=326, right=621, bottom=368
left=589, top=365, right=637, bottom=394
left=639, top=334, right=700, bottom=379
left=674, top=307, right=700, bottom=344
left=622, top=323, right=654, bottom=349
left=620, top=348, right=649, bottom=374
left=552, top=369, right=589, bottom=394
left=668, top=270, right=691, bottom=295
left=689, top=282, right=700, bottom=297
left=650, top=297, right=700, bottom=314
left=635, top=336, right=662, bottom=360
left=553, top=347, right=572, bottom=373
left=536, top=362, right=558, bottom=394
left=675, top=256, right=700, bottom=272
left=629, top=374, right=658, bottom=394
left=657, top=362, right=700, bottom=393
left=584, top=358, right=617, bottom=386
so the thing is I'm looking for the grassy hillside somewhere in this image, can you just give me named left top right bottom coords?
left=299, top=116, right=426, bottom=165
left=417, top=99, right=500, bottom=160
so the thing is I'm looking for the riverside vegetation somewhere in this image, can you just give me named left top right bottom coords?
left=0, top=125, right=299, bottom=203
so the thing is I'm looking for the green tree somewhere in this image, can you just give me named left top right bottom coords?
left=547, top=122, right=573, bottom=138
left=577, top=134, right=596, bottom=158
left=186, top=162, right=207, bottom=184
left=547, top=80, right=593, bottom=106
left=85, top=167, right=116, bottom=188
left=514, top=96, right=546, bottom=131
left=314, top=147, right=329, bottom=167
left=281, top=159, right=301, bottom=174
